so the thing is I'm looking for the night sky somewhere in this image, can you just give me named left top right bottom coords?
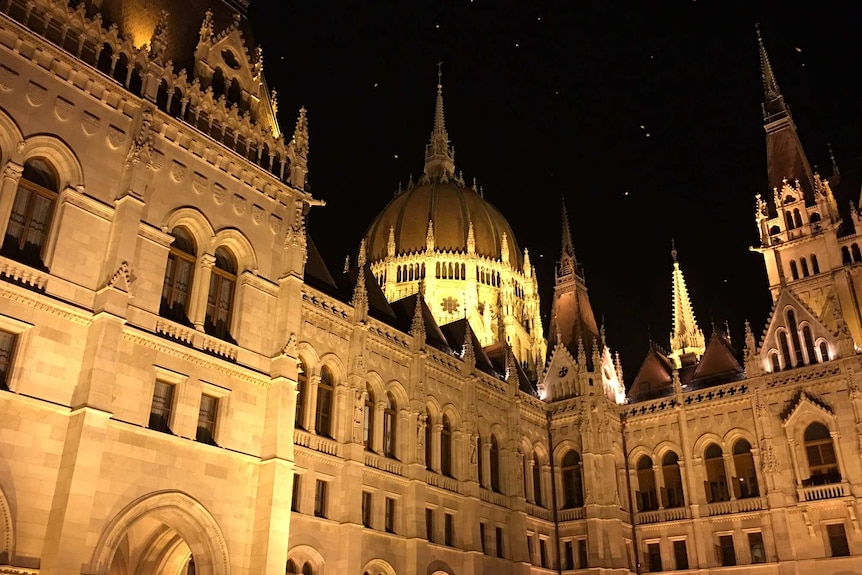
left=247, top=1, right=862, bottom=380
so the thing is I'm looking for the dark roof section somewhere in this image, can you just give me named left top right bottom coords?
left=439, top=318, right=497, bottom=377
left=388, top=294, right=451, bottom=353
left=627, top=348, right=673, bottom=402
left=485, top=342, right=536, bottom=395
left=303, top=233, right=338, bottom=295
left=335, top=265, right=398, bottom=324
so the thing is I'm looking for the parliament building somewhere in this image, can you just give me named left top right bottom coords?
left=2, top=1, right=862, bottom=574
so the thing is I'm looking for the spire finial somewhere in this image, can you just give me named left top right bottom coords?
left=669, top=245, right=705, bottom=366
left=424, top=63, right=455, bottom=179
left=671, top=238, right=677, bottom=263
left=756, top=24, right=788, bottom=122
left=558, top=198, right=577, bottom=279
left=828, top=142, right=840, bottom=176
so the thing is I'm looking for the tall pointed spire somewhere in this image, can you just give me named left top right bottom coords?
left=559, top=199, right=577, bottom=280
left=757, top=24, right=788, bottom=123
left=423, top=62, right=456, bottom=179
left=669, top=243, right=705, bottom=367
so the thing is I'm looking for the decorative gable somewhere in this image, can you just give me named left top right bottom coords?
left=599, top=345, right=625, bottom=404
left=539, top=344, right=579, bottom=401
left=759, top=286, right=835, bottom=373
left=781, top=391, right=833, bottom=428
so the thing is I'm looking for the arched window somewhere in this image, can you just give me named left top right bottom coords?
left=842, top=247, right=852, bottom=264
left=785, top=212, right=795, bottom=231
left=383, top=392, right=396, bottom=459
left=790, top=260, right=799, bottom=280
left=769, top=352, right=780, bottom=373
left=315, top=367, right=334, bottom=437
left=211, top=67, right=226, bottom=96
left=532, top=450, right=543, bottom=506
left=853, top=244, right=862, bottom=263
left=732, top=440, right=758, bottom=498
left=802, top=326, right=816, bottom=364
left=286, top=560, right=297, bottom=574
left=363, top=386, right=374, bottom=450
left=3, top=158, right=59, bottom=267
left=662, top=452, right=684, bottom=508
left=636, top=456, right=658, bottom=511
left=801, top=257, right=810, bottom=277
left=227, top=78, right=242, bottom=107
left=793, top=208, right=803, bottom=228
left=435, top=262, right=440, bottom=279
left=803, top=422, right=839, bottom=485
left=205, top=247, right=237, bottom=341
left=476, top=436, right=484, bottom=486
left=461, top=263, right=466, bottom=279
left=779, top=331, right=792, bottom=369
left=295, top=361, right=307, bottom=430
left=786, top=310, right=802, bottom=367
left=424, top=409, right=432, bottom=470
left=160, top=227, right=196, bottom=324
left=704, top=443, right=729, bottom=502
left=811, top=254, right=820, bottom=274
left=301, top=563, right=313, bottom=575
left=490, top=434, right=501, bottom=492
left=441, top=415, right=452, bottom=477
left=186, top=558, right=195, bottom=575
left=819, top=341, right=829, bottom=362
left=561, top=450, right=583, bottom=508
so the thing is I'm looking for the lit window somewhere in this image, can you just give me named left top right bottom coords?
left=383, top=393, right=396, bottom=458
left=295, top=362, right=307, bottom=430
left=732, top=440, right=759, bottom=498
left=2, top=159, right=58, bottom=268
left=204, top=247, right=237, bottom=341
left=149, top=380, right=175, bottom=433
left=315, top=368, right=334, bottom=437
left=803, top=422, right=839, bottom=484
left=196, top=394, right=218, bottom=445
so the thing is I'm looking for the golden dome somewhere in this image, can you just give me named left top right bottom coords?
left=364, top=180, right=522, bottom=268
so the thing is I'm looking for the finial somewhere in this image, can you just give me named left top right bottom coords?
left=343, top=254, right=350, bottom=273
left=756, top=24, right=787, bottom=121
left=424, top=63, right=456, bottom=179
left=437, top=60, right=443, bottom=92
left=351, top=239, right=369, bottom=321
left=828, top=142, right=840, bottom=176
left=671, top=238, right=677, bottom=263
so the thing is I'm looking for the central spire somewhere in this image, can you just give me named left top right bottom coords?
left=757, top=23, right=788, bottom=123
left=669, top=242, right=705, bottom=367
left=558, top=199, right=578, bottom=281
left=423, top=62, right=456, bottom=180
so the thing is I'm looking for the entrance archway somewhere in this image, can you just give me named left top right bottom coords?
left=88, top=491, right=229, bottom=575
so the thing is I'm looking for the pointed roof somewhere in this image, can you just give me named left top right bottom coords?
left=389, top=293, right=451, bottom=353
left=627, top=348, right=674, bottom=402
left=439, top=318, right=496, bottom=375
left=669, top=243, right=705, bottom=365
left=756, top=26, right=816, bottom=202
left=423, top=63, right=456, bottom=179
left=690, top=332, right=744, bottom=387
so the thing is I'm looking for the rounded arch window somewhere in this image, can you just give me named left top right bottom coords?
left=315, top=367, right=335, bottom=437
left=440, top=414, right=453, bottom=477
left=636, top=455, right=657, bottom=511
left=803, top=422, right=839, bottom=484
left=295, top=360, right=307, bottom=430
left=489, top=434, right=501, bottom=492
left=161, top=227, right=197, bottom=324
left=204, top=247, right=237, bottom=341
left=363, top=385, right=375, bottom=450
left=3, top=158, right=60, bottom=267
left=732, top=439, right=759, bottom=498
left=561, top=450, right=583, bottom=508
left=661, top=451, right=684, bottom=507
left=704, top=443, right=729, bottom=502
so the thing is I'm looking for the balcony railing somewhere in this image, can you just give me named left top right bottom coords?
left=0, top=254, right=49, bottom=290
left=425, top=470, right=460, bottom=494
left=479, top=488, right=507, bottom=507
left=154, top=317, right=238, bottom=361
left=799, top=481, right=849, bottom=502
left=364, top=451, right=404, bottom=477
left=558, top=507, right=586, bottom=522
left=525, top=503, right=554, bottom=521
left=294, top=429, right=339, bottom=457
left=634, top=506, right=690, bottom=524
left=705, top=496, right=765, bottom=516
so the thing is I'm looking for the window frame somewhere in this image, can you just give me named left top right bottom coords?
left=2, top=159, right=60, bottom=268
left=204, top=247, right=237, bottom=341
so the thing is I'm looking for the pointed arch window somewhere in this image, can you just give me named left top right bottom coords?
left=3, top=158, right=59, bottom=268
left=786, top=310, right=803, bottom=366
left=779, top=331, right=792, bottom=370
left=205, top=247, right=237, bottom=341
left=383, top=392, right=397, bottom=459
left=561, top=450, right=583, bottom=508
left=801, top=257, right=810, bottom=277
left=477, top=435, right=485, bottom=486
left=803, top=422, right=839, bottom=485
left=790, top=260, right=799, bottom=280
left=363, top=386, right=374, bottom=450
left=161, top=227, right=196, bottom=324
left=732, top=439, right=758, bottom=498
left=636, top=456, right=658, bottom=511
left=295, top=361, right=307, bottom=430
left=490, top=434, right=501, bottom=492
left=302, top=564, right=313, bottom=575
left=785, top=212, right=795, bottom=231
left=853, top=244, right=862, bottom=263
left=802, top=325, right=816, bottom=364
left=662, top=451, right=684, bottom=508
left=441, top=414, right=453, bottom=477
left=286, top=560, right=297, bottom=574
left=811, top=254, right=820, bottom=274
left=704, top=443, right=729, bottom=502
left=793, top=208, right=803, bottom=228
left=819, top=341, right=830, bottom=362
left=842, top=247, right=852, bottom=264
left=315, top=367, right=334, bottom=438
left=769, top=352, right=780, bottom=373
left=424, top=409, right=432, bottom=469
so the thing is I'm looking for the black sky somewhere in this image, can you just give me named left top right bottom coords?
left=247, top=1, right=862, bottom=380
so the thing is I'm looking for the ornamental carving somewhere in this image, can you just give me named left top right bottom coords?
left=26, top=81, right=46, bottom=106
left=54, top=97, right=74, bottom=121
left=107, top=125, right=125, bottom=149
left=0, top=64, right=18, bottom=90
left=81, top=112, right=100, bottom=135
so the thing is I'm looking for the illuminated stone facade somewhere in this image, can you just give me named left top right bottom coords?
left=1, top=3, right=862, bottom=575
